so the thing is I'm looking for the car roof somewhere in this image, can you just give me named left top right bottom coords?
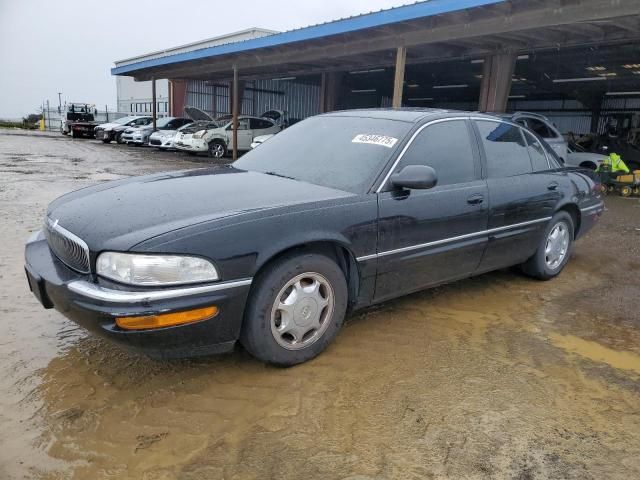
left=322, top=108, right=451, bottom=122
left=493, top=111, right=552, bottom=121
left=320, top=108, right=521, bottom=124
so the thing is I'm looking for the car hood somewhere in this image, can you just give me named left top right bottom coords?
left=184, top=106, right=214, bottom=121
left=151, top=129, right=178, bottom=137
left=46, top=166, right=352, bottom=251
left=97, top=122, right=121, bottom=129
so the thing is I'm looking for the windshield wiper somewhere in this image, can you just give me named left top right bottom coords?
left=264, top=171, right=297, bottom=181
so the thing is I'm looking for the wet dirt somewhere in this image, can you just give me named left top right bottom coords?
left=1, top=129, right=639, bottom=479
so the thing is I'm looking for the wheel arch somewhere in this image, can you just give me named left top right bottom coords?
left=579, top=161, right=597, bottom=170
left=252, top=238, right=361, bottom=310
left=555, top=203, right=581, bottom=238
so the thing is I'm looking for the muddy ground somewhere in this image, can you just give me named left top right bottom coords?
left=0, top=129, right=639, bottom=479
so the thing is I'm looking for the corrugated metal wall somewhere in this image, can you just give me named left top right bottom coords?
left=252, top=79, right=321, bottom=120
left=186, top=79, right=321, bottom=120
left=185, top=79, right=640, bottom=137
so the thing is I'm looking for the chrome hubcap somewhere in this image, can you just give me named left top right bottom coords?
left=270, top=272, right=334, bottom=350
left=211, top=143, right=224, bottom=158
left=545, top=222, right=569, bottom=269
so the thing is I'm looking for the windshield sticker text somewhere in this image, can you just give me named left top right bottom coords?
left=352, top=134, right=399, bottom=148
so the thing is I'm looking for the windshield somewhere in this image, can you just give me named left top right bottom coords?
left=234, top=115, right=412, bottom=193
left=156, top=117, right=174, bottom=128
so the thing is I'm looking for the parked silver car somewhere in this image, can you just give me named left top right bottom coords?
left=121, top=117, right=193, bottom=145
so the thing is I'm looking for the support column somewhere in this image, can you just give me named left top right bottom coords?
left=232, top=65, right=239, bottom=161
left=320, top=72, right=343, bottom=113
left=320, top=73, right=327, bottom=113
left=151, top=77, right=157, bottom=130
left=478, top=52, right=517, bottom=113
left=392, top=46, right=407, bottom=108
left=169, top=80, right=187, bottom=117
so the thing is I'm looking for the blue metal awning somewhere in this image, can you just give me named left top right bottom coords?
left=112, top=0, right=506, bottom=76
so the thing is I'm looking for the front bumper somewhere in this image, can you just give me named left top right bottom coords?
left=24, top=232, right=252, bottom=359
left=97, top=129, right=113, bottom=141
left=175, top=138, right=208, bottom=153
left=150, top=136, right=174, bottom=148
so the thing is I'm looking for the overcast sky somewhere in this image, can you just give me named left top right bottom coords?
left=0, top=0, right=410, bottom=119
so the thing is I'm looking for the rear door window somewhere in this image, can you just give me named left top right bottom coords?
left=523, top=130, right=550, bottom=171
left=475, top=120, right=532, bottom=178
left=395, top=120, right=477, bottom=186
left=250, top=118, right=274, bottom=130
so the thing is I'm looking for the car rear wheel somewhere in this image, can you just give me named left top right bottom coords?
left=240, top=252, right=348, bottom=366
left=208, top=140, right=226, bottom=159
left=521, top=211, right=574, bottom=280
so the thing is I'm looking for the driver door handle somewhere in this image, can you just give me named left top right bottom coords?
left=467, top=193, right=484, bottom=205
left=548, top=182, right=559, bottom=191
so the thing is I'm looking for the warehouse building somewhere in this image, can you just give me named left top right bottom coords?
left=111, top=0, right=640, bottom=152
left=114, top=28, right=277, bottom=117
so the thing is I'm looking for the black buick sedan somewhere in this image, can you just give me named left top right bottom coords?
left=25, top=109, right=604, bottom=366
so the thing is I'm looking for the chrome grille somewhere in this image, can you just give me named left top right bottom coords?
left=44, top=218, right=90, bottom=273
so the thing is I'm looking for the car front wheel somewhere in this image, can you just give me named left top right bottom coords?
left=521, top=211, right=574, bottom=280
left=208, top=140, right=226, bottom=159
left=240, top=252, right=348, bottom=366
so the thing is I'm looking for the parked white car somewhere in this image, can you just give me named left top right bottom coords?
left=251, top=134, right=276, bottom=149
left=501, top=112, right=568, bottom=162
left=149, top=121, right=191, bottom=150
left=122, top=117, right=192, bottom=146
left=174, top=107, right=280, bottom=158
left=566, top=145, right=607, bottom=170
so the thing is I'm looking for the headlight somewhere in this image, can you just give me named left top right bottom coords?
left=193, top=130, right=207, bottom=139
left=97, top=252, right=219, bottom=286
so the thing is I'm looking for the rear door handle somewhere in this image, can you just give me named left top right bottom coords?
left=548, top=182, right=559, bottom=191
left=467, top=194, right=484, bottom=205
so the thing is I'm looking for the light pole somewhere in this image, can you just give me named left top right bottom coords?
left=58, top=92, right=62, bottom=113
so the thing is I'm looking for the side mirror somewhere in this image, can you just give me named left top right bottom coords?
left=390, top=165, right=438, bottom=190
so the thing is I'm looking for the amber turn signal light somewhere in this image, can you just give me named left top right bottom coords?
left=116, top=306, right=218, bottom=331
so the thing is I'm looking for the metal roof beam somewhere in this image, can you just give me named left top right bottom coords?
left=130, top=0, right=640, bottom=81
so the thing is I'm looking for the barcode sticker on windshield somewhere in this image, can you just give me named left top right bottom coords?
left=352, top=134, right=398, bottom=148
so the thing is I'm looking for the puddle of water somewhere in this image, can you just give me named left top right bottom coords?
left=550, top=333, right=640, bottom=375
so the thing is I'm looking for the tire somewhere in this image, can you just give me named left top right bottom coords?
left=521, top=211, right=574, bottom=281
left=102, top=138, right=110, bottom=144
left=70, top=128, right=76, bottom=138
left=621, top=186, right=632, bottom=197
left=240, top=252, right=348, bottom=366
left=208, top=140, right=227, bottom=159
left=116, top=132, right=125, bottom=144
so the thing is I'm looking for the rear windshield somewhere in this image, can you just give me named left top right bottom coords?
left=234, top=115, right=412, bottom=193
